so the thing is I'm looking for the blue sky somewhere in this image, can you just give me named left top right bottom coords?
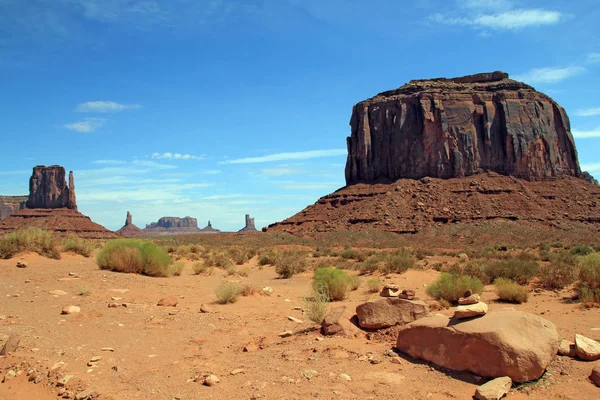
left=1, top=0, right=599, bottom=231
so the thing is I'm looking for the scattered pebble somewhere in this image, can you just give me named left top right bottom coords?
left=62, top=306, right=81, bottom=314
left=338, top=373, right=351, bottom=381
left=279, top=330, right=293, bottom=338
left=230, top=368, right=245, bottom=375
left=203, top=374, right=220, bottom=386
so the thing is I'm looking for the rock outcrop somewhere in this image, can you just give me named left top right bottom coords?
left=395, top=311, right=558, bottom=382
left=144, top=216, right=201, bottom=235
left=355, top=298, right=429, bottom=330
left=0, top=166, right=117, bottom=238
left=238, top=214, right=258, bottom=233
left=583, top=171, right=599, bottom=186
left=345, top=72, right=581, bottom=184
left=0, top=196, right=27, bottom=220
left=199, top=220, right=221, bottom=233
left=26, top=165, right=77, bottom=209
left=116, top=211, right=146, bottom=238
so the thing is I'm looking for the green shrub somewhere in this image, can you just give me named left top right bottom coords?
left=228, top=246, right=253, bottom=265
left=61, top=235, right=93, bottom=257
left=313, top=247, right=333, bottom=257
left=96, top=239, right=173, bottom=277
left=483, top=259, right=539, bottom=284
left=258, top=249, right=279, bottom=265
left=215, top=281, right=243, bottom=304
left=426, top=273, right=484, bottom=303
left=169, top=262, right=184, bottom=276
left=341, top=247, right=367, bottom=261
left=314, top=267, right=354, bottom=301
left=275, top=250, right=307, bottom=278
left=303, top=285, right=329, bottom=324
left=192, top=262, right=209, bottom=275
left=538, top=261, right=578, bottom=290
left=358, top=254, right=385, bottom=275
left=460, top=260, right=491, bottom=284
left=367, top=278, right=381, bottom=293
left=580, top=286, right=600, bottom=304
left=494, top=278, right=528, bottom=303
left=383, top=250, right=415, bottom=274
left=571, top=245, right=593, bottom=256
left=578, top=254, right=600, bottom=304
left=348, top=275, right=360, bottom=291
left=0, top=227, right=60, bottom=259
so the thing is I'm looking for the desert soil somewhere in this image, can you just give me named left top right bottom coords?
left=1, top=252, right=600, bottom=400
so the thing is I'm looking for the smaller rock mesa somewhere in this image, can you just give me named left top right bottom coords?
left=238, top=214, right=258, bottom=233
left=116, top=211, right=146, bottom=238
left=26, top=165, right=77, bottom=209
left=144, top=216, right=201, bottom=235
left=0, top=196, right=27, bottom=220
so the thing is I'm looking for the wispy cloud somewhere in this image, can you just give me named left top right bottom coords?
left=152, top=152, right=204, bottom=160
left=587, top=53, right=600, bottom=64
left=278, top=183, right=341, bottom=190
left=64, top=117, right=106, bottom=132
left=572, top=128, right=600, bottom=139
left=461, top=0, right=514, bottom=11
left=92, top=159, right=127, bottom=165
left=221, top=149, right=346, bottom=164
left=261, top=167, right=305, bottom=176
left=131, top=159, right=176, bottom=169
left=575, top=108, right=600, bottom=117
left=513, top=66, right=586, bottom=84
left=76, top=101, right=142, bottom=113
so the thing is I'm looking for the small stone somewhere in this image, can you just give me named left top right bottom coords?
left=51, top=362, right=65, bottom=371
left=558, top=339, right=576, bottom=357
left=157, top=296, right=178, bottom=307
left=62, top=306, right=81, bottom=315
left=68, top=272, right=78, bottom=277
left=90, top=356, right=102, bottom=362
left=108, top=303, right=119, bottom=308
left=338, top=373, right=351, bottom=381
left=2, top=370, right=16, bottom=383
left=399, top=289, right=416, bottom=300
left=24, top=279, right=31, bottom=283
left=243, top=342, right=258, bottom=352
left=203, top=374, right=220, bottom=386
left=369, top=357, right=382, bottom=365
left=380, top=283, right=400, bottom=297
left=279, top=330, right=293, bottom=338
left=454, top=302, right=487, bottom=319
left=0, top=334, right=21, bottom=355
left=101, top=347, right=115, bottom=352
left=200, top=304, right=214, bottom=313
left=475, top=376, right=512, bottom=400
left=321, top=306, right=346, bottom=336
left=575, top=334, right=600, bottom=361
left=50, top=290, right=68, bottom=296
left=75, top=391, right=91, bottom=400
left=230, top=368, right=244, bottom=375
left=262, top=287, right=273, bottom=295
left=288, top=316, right=303, bottom=323
left=16, top=261, right=27, bottom=268
left=57, top=375, right=73, bottom=387
left=590, top=365, right=600, bottom=387
left=390, top=357, right=403, bottom=364
left=315, top=337, right=324, bottom=342
left=302, top=369, right=318, bottom=380
left=111, top=297, right=122, bottom=301
left=458, top=294, right=481, bottom=305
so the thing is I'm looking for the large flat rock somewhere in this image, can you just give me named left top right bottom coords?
left=356, top=298, right=429, bottom=330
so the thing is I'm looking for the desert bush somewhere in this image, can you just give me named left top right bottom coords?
left=579, top=286, right=600, bottom=304
left=258, top=249, right=279, bottom=266
left=426, top=273, right=484, bottom=303
left=275, top=250, right=307, bottom=278
left=367, top=277, right=381, bottom=293
left=538, top=261, right=578, bottom=290
left=358, top=254, right=385, bottom=275
left=61, top=235, right=93, bottom=257
left=340, top=247, right=368, bottom=262
left=571, top=245, right=593, bottom=256
left=302, top=285, right=329, bottom=324
left=241, top=285, right=260, bottom=296
left=169, top=262, right=184, bottom=276
left=313, top=247, right=333, bottom=257
left=96, top=239, right=173, bottom=277
left=494, top=278, right=528, bottom=303
left=460, top=260, right=491, bottom=284
left=483, top=258, right=539, bottom=284
left=239, top=267, right=250, bottom=277
left=415, top=247, right=435, bottom=260
left=224, top=263, right=237, bottom=276
left=383, top=249, right=415, bottom=274
left=578, top=253, right=600, bottom=304
left=201, top=250, right=232, bottom=270
left=348, top=275, right=360, bottom=291
left=314, top=267, right=354, bottom=301
left=192, top=262, right=210, bottom=275
left=228, top=246, right=253, bottom=265
left=215, top=281, right=243, bottom=304
left=0, top=227, right=60, bottom=259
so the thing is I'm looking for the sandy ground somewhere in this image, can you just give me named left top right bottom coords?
left=1, top=252, right=600, bottom=399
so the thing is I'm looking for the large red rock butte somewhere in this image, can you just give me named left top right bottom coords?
left=268, top=72, right=600, bottom=235
left=0, top=165, right=117, bottom=239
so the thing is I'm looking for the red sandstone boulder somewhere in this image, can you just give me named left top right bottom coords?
left=356, top=298, right=429, bottom=330
left=157, top=296, right=179, bottom=307
left=321, top=306, right=346, bottom=335
left=395, top=311, right=558, bottom=382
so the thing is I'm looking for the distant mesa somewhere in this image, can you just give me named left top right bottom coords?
left=144, top=216, right=202, bottom=236
left=268, top=72, right=600, bottom=235
left=0, top=196, right=27, bottom=221
left=0, top=165, right=117, bottom=238
left=116, top=211, right=146, bottom=238
left=200, top=220, right=221, bottom=234
left=238, top=214, right=257, bottom=233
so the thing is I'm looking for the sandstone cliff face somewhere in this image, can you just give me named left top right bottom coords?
left=0, top=196, right=27, bottom=220
left=345, top=72, right=581, bottom=184
left=238, top=214, right=257, bottom=233
left=26, top=165, right=77, bottom=209
left=144, top=216, right=201, bottom=235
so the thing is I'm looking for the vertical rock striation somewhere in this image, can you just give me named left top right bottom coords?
left=238, top=214, right=258, bottom=233
left=26, top=165, right=77, bottom=209
left=345, top=72, right=581, bottom=185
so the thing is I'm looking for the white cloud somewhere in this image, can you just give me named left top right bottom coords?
left=575, top=108, right=600, bottom=117
left=572, top=128, right=600, bottom=139
left=261, top=167, right=305, bottom=176
left=63, top=117, right=106, bottom=132
left=222, top=149, right=346, bottom=164
left=513, top=66, right=586, bottom=84
left=461, top=0, right=513, bottom=11
left=76, top=101, right=141, bottom=113
left=278, top=183, right=341, bottom=190
left=151, top=152, right=204, bottom=160
left=131, top=159, right=176, bottom=169
left=587, top=53, right=600, bottom=64
left=92, top=159, right=127, bottom=165
left=581, top=163, right=600, bottom=173
left=430, top=6, right=563, bottom=32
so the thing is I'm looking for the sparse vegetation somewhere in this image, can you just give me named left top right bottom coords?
left=367, top=277, right=381, bottom=293
left=538, top=260, right=578, bottom=290
left=578, top=253, right=600, bottom=304
left=61, top=235, right=93, bottom=257
left=258, top=249, right=279, bottom=266
left=227, top=246, right=256, bottom=265
left=275, top=250, right=308, bottom=278
left=96, top=239, right=173, bottom=277
left=215, top=281, right=243, bottom=304
left=0, top=227, right=60, bottom=260
left=303, top=285, right=329, bottom=324
left=314, top=267, right=355, bottom=301
left=78, top=287, right=90, bottom=297
left=571, top=245, right=593, bottom=256
left=383, top=249, right=416, bottom=274
left=169, top=261, right=184, bottom=276
left=426, top=273, right=484, bottom=303
left=494, top=278, right=528, bottom=303
left=192, top=261, right=211, bottom=275
left=483, top=258, right=539, bottom=284
left=341, top=247, right=368, bottom=262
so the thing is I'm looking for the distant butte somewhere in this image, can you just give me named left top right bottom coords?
left=238, top=214, right=258, bottom=233
left=144, top=216, right=202, bottom=236
left=268, top=72, right=600, bottom=235
left=0, top=165, right=117, bottom=238
left=116, top=211, right=146, bottom=238
left=200, top=220, right=221, bottom=234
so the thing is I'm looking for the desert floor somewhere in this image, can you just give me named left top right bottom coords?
left=1, top=251, right=600, bottom=400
